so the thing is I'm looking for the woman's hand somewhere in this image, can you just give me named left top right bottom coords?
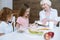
left=42, top=18, right=48, bottom=24
left=49, top=20, right=58, bottom=25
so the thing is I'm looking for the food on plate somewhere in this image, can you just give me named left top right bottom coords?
left=38, top=28, right=50, bottom=30
left=28, top=29, right=43, bottom=35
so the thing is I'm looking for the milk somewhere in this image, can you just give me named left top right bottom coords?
left=49, top=22, right=54, bottom=29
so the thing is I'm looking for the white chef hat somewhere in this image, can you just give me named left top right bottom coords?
left=40, top=0, right=52, bottom=6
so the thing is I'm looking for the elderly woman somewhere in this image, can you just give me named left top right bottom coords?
left=39, top=0, right=58, bottom=26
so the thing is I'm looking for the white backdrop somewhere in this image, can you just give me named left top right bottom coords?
left=0, top=0, right=13, bottom=10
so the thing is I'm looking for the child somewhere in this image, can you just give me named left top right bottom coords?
left=16, top=4, right=30, bottom=32
left=0, top=7, right=13, bottom=36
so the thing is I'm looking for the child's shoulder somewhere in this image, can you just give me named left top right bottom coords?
left=0, top=21, right=8, bottom=27
left=17, top=17, right=23, bottom=19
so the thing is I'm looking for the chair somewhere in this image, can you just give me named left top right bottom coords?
left=57, top=17, right=60, bottom=27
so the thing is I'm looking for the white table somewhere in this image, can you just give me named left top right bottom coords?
left=0, top=27, right=60, bottom=40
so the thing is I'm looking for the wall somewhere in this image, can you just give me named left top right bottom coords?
left=0, top=0, right=13, bottom=10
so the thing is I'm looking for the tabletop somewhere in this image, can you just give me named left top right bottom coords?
left=0, top=27, right=60, bottom=40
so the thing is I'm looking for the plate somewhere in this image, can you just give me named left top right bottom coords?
left=28, top=29, right=44, bottom=35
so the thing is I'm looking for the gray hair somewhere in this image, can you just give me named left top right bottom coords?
left=40, top=0, right=52, bottom=6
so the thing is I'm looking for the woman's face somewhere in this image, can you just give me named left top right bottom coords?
left=41, top=3, right=50, bottom=11
left=24, top=8, right=30, bottom=18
